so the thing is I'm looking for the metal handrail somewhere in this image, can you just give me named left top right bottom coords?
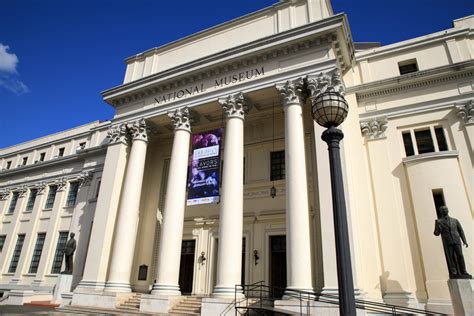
left=234, top=282, right=442, bottom=315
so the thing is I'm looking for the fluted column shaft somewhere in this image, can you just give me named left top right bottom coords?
left=152, top=108, right=192, bottom=296
left=277, top=80, right=313, bottom=294
left=106, top=119, right=149, bottom=292
left=213, top=93, right=248, bottom=298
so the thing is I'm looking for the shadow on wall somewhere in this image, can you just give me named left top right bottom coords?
left=379, top=271, right=410, bottom=307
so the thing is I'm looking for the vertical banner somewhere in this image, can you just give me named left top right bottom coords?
left=187, top=128, right=223, bottom=205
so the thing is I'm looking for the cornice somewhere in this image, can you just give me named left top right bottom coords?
left=0, top=145, right=107, bottom=178
left=102, top=14, right=353, bottom=107
left=348, top=60, right=474, bottom=102
left=402, top=150, right=459, bottom=165
left=0, top=167, right=103, bottom=192
left=356, top=27, right=472, bottom=61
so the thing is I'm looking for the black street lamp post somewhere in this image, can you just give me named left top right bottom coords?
left=311, top=89, right=357, bottom=316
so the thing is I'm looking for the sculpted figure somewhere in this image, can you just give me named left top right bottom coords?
left=62, top=232, right=77, bottom=274
left=434, top=206, right=471, bottom=279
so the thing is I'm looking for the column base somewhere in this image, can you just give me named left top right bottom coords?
left=212, top=285, right=244, bottom=298
left=75, top=280, right=106, bottom=291
left=150, top=283, right=181, bottom=296
left=104, top=281, right=132, bottom=293
left=283, top=287, right=315, bottom=300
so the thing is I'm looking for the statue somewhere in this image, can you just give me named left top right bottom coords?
left=434, top=206, right=471, bottom=279
left=61, top=232, right=76, bottom=274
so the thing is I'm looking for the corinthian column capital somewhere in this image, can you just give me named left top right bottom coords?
left=456, top=100, right=473, bottom=125
left=219, top=92, right=250, bottom=120
left=306, top=69, right=345, bottom=100
left=0, top=190, right=10, bottom=200
left=168, top=107, right=192, bottom=132
left=107, top=123, right=129, bottom=145
left=128, top=118, right=149, bottom=142
left=360, top=117, right=388, bottom=140
left=276, top=78, right=305, bottom=106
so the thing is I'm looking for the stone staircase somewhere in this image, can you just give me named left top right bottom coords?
left=170, top=296, right=203, bottom=315
left=117, top=293, right=141, bottom=312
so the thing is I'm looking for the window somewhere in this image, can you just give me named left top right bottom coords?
left=402, top=126, right=450, bottom=157
left=432, top=189, right=446, bottom=219
left=95, top=180, right=101, bottom=198
left=39, top=152, right=46, bottom=162
left=8, top=234, right=25, bottom=273
left=66, top=182, right=80, bottom=207
left=29, top=233, right=46, bottom=274
left=6, top=161, right=11, bottom=169
left=79, top=142, right=86, bottom=149
left=26, top=189, right=38, bottom=212
left=398, top=59, right=418, bottom=75
left=44, top=185, right=58, bottom=209
left=21, top=157, right=28, bottom=166
left=0, top=235, right=6, bottom=252
left=51, top=232, right=68, bottom=274
left=8, top=192, right=19, bottom=214
left=270, top=151, right=285, bottom=181
left=58, top=147, right=65, bottom=157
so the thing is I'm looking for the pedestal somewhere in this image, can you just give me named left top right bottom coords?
left=53, top=274, right=73, bottom=304
left=448, top=279, right=473, bottom=316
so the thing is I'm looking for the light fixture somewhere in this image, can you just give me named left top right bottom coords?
left=253, top=250, right=259, bottom=265
left=199, top=251, right=206, bottom=265
left=311, top=86, right=355, bottom=315
left=270, top=100, right=277, bottom=199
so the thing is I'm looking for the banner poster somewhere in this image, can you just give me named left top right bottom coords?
left=187, top=128, right=223, bottom=206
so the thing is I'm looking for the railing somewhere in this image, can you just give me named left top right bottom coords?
left=234, top=281, right=442, bottom=315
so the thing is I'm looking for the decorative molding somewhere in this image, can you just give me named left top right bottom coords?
left=306, top=69, right=345, bottom=100
left=107, top=123, right=129, bottom=145
left=360, top=117, right=388, bottom=139
left=78, top=171, right=94, bottom=187
left=17, top=186, right=28, bottom=198
left=54, top=178, right=68, bottom=192
left=219, top=92, right=250, bottom=120
left=127, top=118, right=149, bottom=142
left=456, top=100, right=473, bottom=125
left=168, top=107, right=192, bottom=132
left=275, top=78, right=305, bottom=106
left=0, top=190, right=10, bottom=200
left=35, top=182, right=47, bottom=195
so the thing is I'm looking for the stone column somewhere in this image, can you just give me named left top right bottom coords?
left=276, top=79, right=313, bottom=294
left=75, top=123, right=129, bottom=291
left=152, top=108, right=192, bottom=296
left=213, top=92, right=248, bottom=298
left=106, top=119, right=149, bottom=292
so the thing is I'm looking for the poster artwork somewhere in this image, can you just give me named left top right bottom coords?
left=187, top=129, right=223, bottom=205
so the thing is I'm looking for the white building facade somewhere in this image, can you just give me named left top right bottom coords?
left=0, top=1, right=472, bottom=314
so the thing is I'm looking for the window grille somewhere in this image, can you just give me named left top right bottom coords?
left=66, top=182, right=80, bottom=207
left=26, top=189, right=38, bottom=212
left=8, top=192, right=19, bottom=214
left=8, top=234, right=25, bottom=273
left=270, top=151, right=285, bottom=181
left=51, top=232, right=68, bottom=274
left=0, top=235, right=6, bottom=253
left=44, top=185, right=58, bottom=209
left=29, top=233, right=46, bottom=274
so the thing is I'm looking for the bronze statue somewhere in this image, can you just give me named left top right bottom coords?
left=434, top=206, right=471, bottom=279
left=62, top=232, right=76, bottom=274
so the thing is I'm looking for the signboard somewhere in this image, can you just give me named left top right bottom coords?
left=187, top=128, right=223, bottom=205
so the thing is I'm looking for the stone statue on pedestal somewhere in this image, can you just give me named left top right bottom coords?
left=434, top=206, right=471, bottom=279
left=62, top=232, right=76, bottom=274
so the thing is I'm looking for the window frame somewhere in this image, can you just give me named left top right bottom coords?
left=400, top=124, right=451, bottom=157
left=8, top=192, right=19, bottom=214
left=44, top=185, right=58, bottom=210
left=65, top=181, right=80, bottom=207
left=270, top=150, right=286, bottom=181
left=51, top=231, right=69, bottom=274
left=25, top=189, right=38, bottom=212
left=8, top=234, right=26, bottom=273
left=28, top=233, right=46, bottom=274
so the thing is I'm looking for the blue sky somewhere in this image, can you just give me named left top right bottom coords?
left=1, top=0, right=473, bottom=148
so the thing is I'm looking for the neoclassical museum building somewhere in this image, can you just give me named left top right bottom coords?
left=0, top=0, right=472, bottom=314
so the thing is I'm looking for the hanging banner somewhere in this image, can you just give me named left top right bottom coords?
left=187, top=128, right=223, bottom=205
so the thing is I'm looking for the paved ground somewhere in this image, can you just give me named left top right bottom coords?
left=0, top=305, right=174, bottom=315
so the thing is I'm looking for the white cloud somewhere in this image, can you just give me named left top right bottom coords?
left=0, top=43, right=29, bottom=94
left=0, top=44, right=19, bottom=73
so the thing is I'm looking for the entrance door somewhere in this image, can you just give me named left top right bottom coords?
left=179, top=240, right=196, bottom=294
left=270, top=235, right=287, bottom=298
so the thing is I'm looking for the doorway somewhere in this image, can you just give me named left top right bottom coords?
left=270, top=235, right=287, bottom=298
left=179, top=240, right=196, bottom=294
